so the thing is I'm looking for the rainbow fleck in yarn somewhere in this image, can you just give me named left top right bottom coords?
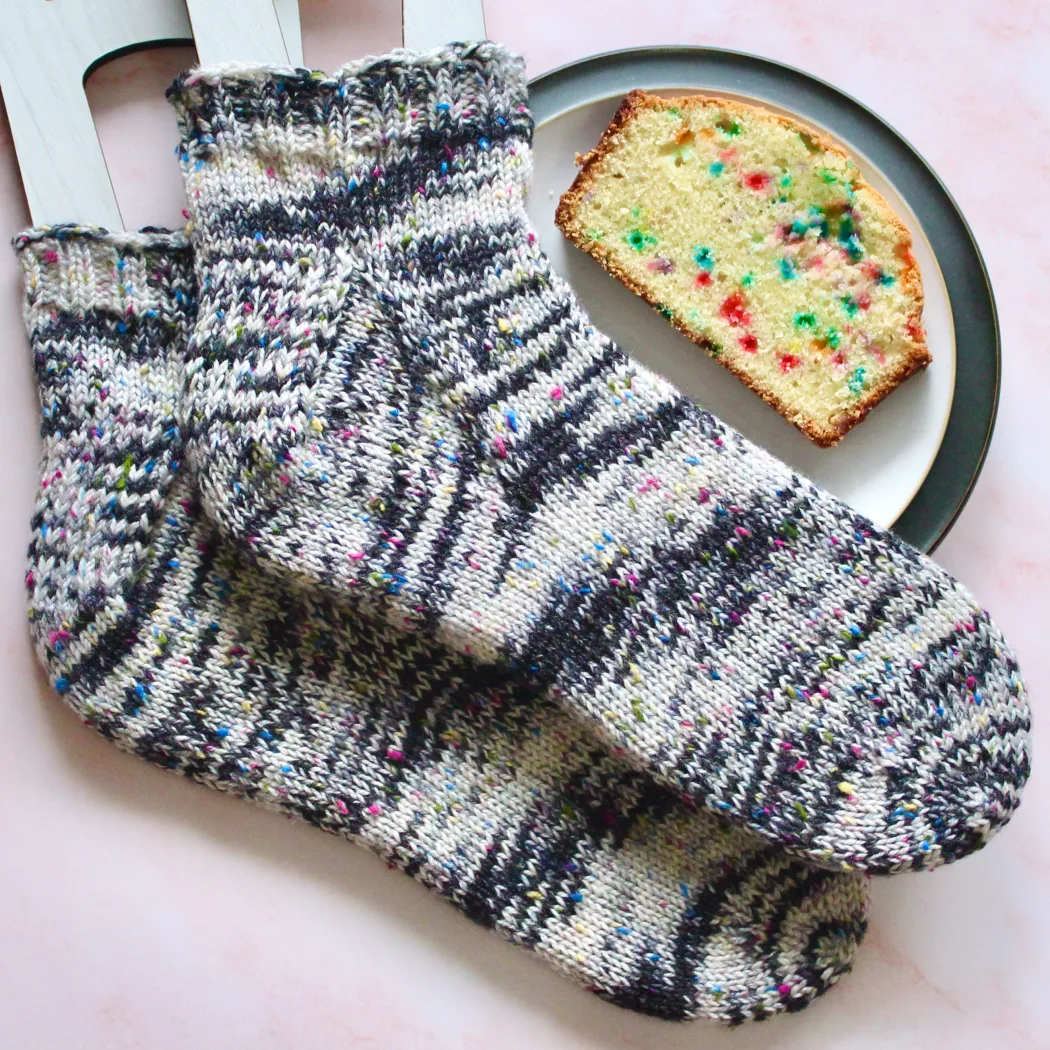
left=168, top=43, right=1030, bottom=875
left=17, top=224, right=869, bottom=1024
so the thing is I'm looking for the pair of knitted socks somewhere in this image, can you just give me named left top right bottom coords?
left=17, top=42, right=1029, bottom=1022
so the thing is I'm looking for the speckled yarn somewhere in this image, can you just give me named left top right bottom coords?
left=168, top=43, right=1030, bottom=875
left=17, top=225, right=870, bottom=1024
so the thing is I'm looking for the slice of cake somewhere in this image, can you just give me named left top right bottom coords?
left=555, top=90, right=930, bottom=446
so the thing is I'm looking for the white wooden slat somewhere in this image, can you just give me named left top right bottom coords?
left=185, top=0, right=289, bottom=67
left=402, top=0, right=486, bottom=51
left=274, top=0, right=304, bottom=67
left=0, top=0, right=193, bottom=229
left=0, top=0, right=305, bottom=229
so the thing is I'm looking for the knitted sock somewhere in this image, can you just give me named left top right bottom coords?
left=17, top=224, right=869, bottom=1024
left=167, top=44, right=1030, bottom=875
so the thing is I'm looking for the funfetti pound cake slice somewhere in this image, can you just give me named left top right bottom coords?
left=555, top=90, right=931, bottom=446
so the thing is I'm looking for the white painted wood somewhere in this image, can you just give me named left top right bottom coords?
left=185, top=0, right=290, bottom=66
left=402, top=0, right=486, bottom=50
left=0, top=0, right=192, bottom=228
left=274, top=0, right=304, bottom=66
left=0, top=0, right=304, bottom=229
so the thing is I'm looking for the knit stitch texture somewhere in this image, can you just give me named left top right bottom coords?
left=18, top=224, right=869, bottom=1023
left=168, top=43, right=1030, bottom=875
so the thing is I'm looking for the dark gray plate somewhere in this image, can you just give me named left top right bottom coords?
left=528, top=47, right=999, bottom=553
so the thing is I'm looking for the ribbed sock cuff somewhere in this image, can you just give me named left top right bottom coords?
left=15, top=224, right=191, bottom=325
left=167, top=42, right=531, bottom=170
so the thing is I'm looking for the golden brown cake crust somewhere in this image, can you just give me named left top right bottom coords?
left=555, top=90, right=931, bottom=447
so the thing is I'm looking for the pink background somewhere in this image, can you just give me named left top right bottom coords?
left=0, top=2, right=1047, bottom=1047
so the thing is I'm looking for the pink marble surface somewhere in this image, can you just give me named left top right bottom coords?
left=0, top=2, right=1047, bottom=1046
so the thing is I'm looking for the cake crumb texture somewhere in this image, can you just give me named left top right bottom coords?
left=556, top=90, right=931, bottom=446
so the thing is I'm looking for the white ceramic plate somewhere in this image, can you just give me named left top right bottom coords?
left=527, top=90, right=956, bottom=530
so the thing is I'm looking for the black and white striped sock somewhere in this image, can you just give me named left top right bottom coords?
left=168, top=43, right=1030, bottom=875
left=17, top=223, right=870, bottom=1024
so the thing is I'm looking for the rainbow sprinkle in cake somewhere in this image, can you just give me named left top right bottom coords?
left=556, top=90, right=930, bottom=446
